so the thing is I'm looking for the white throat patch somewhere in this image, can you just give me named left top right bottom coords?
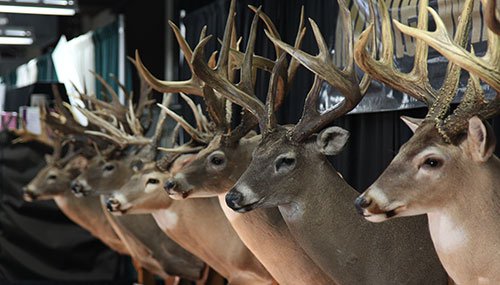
left=156, top=209, right=178, bottom=230
left=428, top=212, right=468, bottom=253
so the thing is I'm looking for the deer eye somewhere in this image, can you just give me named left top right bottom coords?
left=422, top=158, right=442, bottom=169
left=147, top=178, right=160, bottom=185
left=104, top=164, right=115, bottom=171
left=207, top=151, right=226, bottom=169
left=48, top=175, right=57, bottom=180
left=211, top=157, right=224, bottom=165
left=275, top=153, right=296, bottom=174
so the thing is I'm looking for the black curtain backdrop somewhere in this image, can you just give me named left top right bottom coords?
left=0, top=85, right=130, bottom=283
left=179, top=0, right=500, bottom=192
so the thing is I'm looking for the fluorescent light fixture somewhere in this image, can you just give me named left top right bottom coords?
left=0, top=0, right=77, bottom=16
left=0, top=36, right=33, bottom=44
left=0, top=26, right=34, bottom=44
left=0, top=5, right=75, bottom=15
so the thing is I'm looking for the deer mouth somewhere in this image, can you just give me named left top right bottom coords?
left=167, top=188, right=192, bottom=200
left=233, top=199, right=262, bottom=213
left=363, top=205, right=405, bottom=223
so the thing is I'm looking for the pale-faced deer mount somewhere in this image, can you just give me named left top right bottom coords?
left=357, top=0, right=499, bottom=283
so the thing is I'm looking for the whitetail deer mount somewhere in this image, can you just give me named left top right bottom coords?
left=356, top=0, right=499, bottom=283
left=188, top=0, right=449, bottom=283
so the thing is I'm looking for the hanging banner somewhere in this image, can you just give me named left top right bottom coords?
left=322, top=0, right=492, bottom=114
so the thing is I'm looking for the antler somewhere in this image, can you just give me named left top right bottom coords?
left=354, top=0, right=436, bottom=105
left=157, top=94, right=214, bottom=144
left=80, top=107, right=151, bottom=149
left=392, top=0, right=499, bottom=92
left=485, top=0, right=500, bottom=35
left=135, top=21, right=206, bottom=96
left=355, top=0, right=467, bottom=120
left=272, top=0, right=369, bottom=142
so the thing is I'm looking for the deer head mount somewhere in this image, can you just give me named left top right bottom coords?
left=159, top=1, right=309, bottom=200
left=356, top=0, right=499, bottom=283
left=188, top=0, right=368, bottom=211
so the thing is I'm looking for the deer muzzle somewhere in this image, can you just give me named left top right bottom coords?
left=70, top=180, right=91, bottom=197
left=106, top=197, right=121, bottom=213
left=355, top=188, right=405, bottom=223
left=22, top=187, right=38, bottom=201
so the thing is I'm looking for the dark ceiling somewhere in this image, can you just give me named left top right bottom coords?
left=0, top=0, right=221, bottom=76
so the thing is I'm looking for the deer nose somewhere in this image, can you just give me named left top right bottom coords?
left=225, top=190, right=243, bottom=209
left=354, top=195, right=372, bottom=215
left=164, top=179, right=176, bottom=191
left=71, top=181, right=83, bottom=194
left=106, top=198, right=120, bottom=212
left=23, top=189, right=37, bottom=201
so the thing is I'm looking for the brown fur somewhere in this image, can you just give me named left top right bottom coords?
left=361, top=119, right=500, bottom=283
left=228, top=126, right=448, bottom=284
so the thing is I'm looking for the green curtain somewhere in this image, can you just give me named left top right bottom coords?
left=2, top=70, right=17, bottom=90
left=36, top=52, right=58, bottom=83
left=93, top=21, right=119, bottom=100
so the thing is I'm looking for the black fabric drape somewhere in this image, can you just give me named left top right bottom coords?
left=0, top=85, right=130, bottom=282
left=180, top=0, right=500, bottom=192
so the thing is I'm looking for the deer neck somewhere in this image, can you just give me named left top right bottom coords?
left=153, top=196, right=267, bottom=281
left=427, top=155, right=500, bottom=283
left=277, top=155, right=446, bottom=284
left=53, top=191, right=128, bottom=254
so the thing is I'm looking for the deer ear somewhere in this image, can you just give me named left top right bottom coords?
left=65, top=156, right=89, bottom=172
left=316, top=126, right=350, bottom=156
left=400, top=116, right=423, bottom=133
left=467, top=116, right=496, bottom=162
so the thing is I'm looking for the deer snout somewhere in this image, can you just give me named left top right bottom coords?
left=164, top=179, right=176, bottom=191
left=71, top=180, right=90, bottom=197
left=106, top=197, right=121, bottom=212
left=354, top=195, right=372, bottom=215
left=23, top=187, right=38, bottom=201
left=225, top=190, right=243, bottom=210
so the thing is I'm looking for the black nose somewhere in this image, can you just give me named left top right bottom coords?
left=354, top=195, right=372, bottom=215
left=106, top=198, right=120, bottom=212
left=225, top=190, right=243, bottom=209
left=71, top=180, right=82, bottom=194
left=164, top=179, right=176, bottom=191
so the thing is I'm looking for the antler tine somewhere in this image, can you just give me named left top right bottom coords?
left=179, top=93, right=204, bottom=131
left=51, top=137, right=63, bottom=164
left=354, top=0, right=437, bottom=105
left=58, top=144, right=82, bottom=166
left=157, top=102, right=212, bottom=144
left=289, top=76, right=325, bottom=141
left=126, top=97, right=144, bottom=136
left=485, top=0, right=500, bottom=35
left=91, top=71, right=124, bottom=108
left=274, top=0, right=365, bottom=141
left=110, top=74, right=132, bottom=103
left=264, top=53, right=288, bottom=132
left=202, top=85, right=228, bottom=130
left=393, top=0, right=500, bottom=92
left=239, top=6, right=260, bottom=96
left=135, top=50, right=203, bottom=96
left=217, top=0, right=236, bottom=80
left=126, top=56, right=156, bottom=111
left=248, top=4, right=282, bottom=58
left=192, top=36, right=266, bottom=120
left=79, top=107, right=151, bottom=149
left=151, top=94, right=172, bottom=145
left=287, top=6, right=307, bottom=90
left=425, top=0, right=473, bottom=120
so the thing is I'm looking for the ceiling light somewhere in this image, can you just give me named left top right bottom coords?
left=0, top=36, right=33, bottom=44
left=0, top=0, right=77, bottom=16
left=0, top=26, right=33, bottom=44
